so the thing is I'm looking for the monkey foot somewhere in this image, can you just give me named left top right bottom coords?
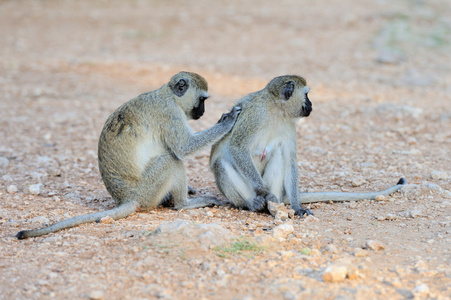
left=295, top=208, right=314, bottom=217
left=251, top=196, right=266, bottom=212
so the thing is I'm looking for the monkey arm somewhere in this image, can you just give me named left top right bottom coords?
left=284, top=158, right=313, bottom=215
left=284, top=157, right=301, bottom=210
left=162, top=120, right=230, bottom=160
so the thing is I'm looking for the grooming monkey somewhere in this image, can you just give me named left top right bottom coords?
left=210, top=75, right=405, bottom=215
left=16, top=71, right=241, bottom=239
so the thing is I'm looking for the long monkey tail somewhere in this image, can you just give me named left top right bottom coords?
left=16, top=201, right=139, bottom=239
left=300, top=178, right=406, bottom=204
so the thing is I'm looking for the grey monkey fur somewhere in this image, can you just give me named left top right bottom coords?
left=16, top=71, right=241, bottom=239
left=210, top=75, right=405, bottom=216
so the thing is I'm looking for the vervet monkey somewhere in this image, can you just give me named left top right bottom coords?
left=210, top=75, right=405, bottom=216
left=16, top=71, right=241, bottom=239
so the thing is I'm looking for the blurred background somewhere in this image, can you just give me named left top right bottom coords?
left=0, top=0, right=450, bottom=193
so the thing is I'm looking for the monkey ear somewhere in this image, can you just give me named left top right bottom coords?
left=173, top=79, right=189, bottom=97
left=283, top=81, right=295, bottom=100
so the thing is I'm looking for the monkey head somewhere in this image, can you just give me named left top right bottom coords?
left=267, top=75, right=312, bottom=118
left=169, top=71, right=209, bottom=120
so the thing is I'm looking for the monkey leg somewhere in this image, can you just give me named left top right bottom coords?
left=137, top=154, right=179, bottom=209
left=212, top=159, right=258, bottom=210
left=171, top=161, right=221, bottom=210
left=262, top=148, right=285, bottom=203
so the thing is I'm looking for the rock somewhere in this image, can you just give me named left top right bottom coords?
left=268, top=201, right=294, bottom=221
left=324, top=244, right=339, bottom=254
left=2, top=174, right=13, bottom=181
left=375, top=195, right=387, bottom=201
left=7, top=185, right=18, bottom=194
left=272, top=222, right=294, bottom=239
left=353, top=248, right=368, bottom=257
left=267, top=201, right=284, bottom=217
left=28, top=184, right=42, bottom=195
left=279, top=250, right=297, bottom=260
left=31, top=216, right=50, bottom=224
left=155, top=219, right=232, bottom=250
left=364, top=240, right=385, bottom=251
left=430, top=171, right=448, bottom=180
left=100, top=216, right=114, bottom=224
left=0, top=157, right=9, bottom=169
left=323, top=261, right=361, bottom=283
left=89, top=290, right=104, bottom=300
left=304, top=215, right=319, bottom=222
left=275, top=210, right=289, bottom=221
left=352, top=178, right=365, bottom=187
left=398, top=210, right=424, bottom=218
left=322, top=264, right=348, bottom=283
left=412, top=283, right=429, bottom=298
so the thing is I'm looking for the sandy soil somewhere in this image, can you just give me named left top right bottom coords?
left=1, top=0, right=450, bottom=299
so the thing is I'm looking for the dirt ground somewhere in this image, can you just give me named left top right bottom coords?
left=1, top=0, right=450, bottom=299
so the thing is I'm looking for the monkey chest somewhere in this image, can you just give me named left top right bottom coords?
left=250, top=132, right=294, bottom=173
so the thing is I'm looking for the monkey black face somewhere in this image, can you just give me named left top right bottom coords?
left=301, top=93, right=312, bottom=117
left=191, top=96, right=207, bottom=120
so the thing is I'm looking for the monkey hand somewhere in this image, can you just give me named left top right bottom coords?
left=294, top=208, right=314, bottom=217
left=217, top=106, right=242, bottom=126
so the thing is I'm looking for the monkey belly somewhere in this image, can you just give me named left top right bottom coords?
left=259, top=147, right=287, bottom=202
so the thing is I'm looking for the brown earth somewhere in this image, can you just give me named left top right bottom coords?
left=1, top=0, right=450, bottom=299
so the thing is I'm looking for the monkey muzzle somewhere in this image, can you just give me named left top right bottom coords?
left=191, top=102, right=205, bottom=120
left=301, top=96, right=312, bottom=117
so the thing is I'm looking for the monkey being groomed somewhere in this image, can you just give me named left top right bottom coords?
left=210, top=75, right=405, bottom=216
left=16, top=71, right=241, bottom=239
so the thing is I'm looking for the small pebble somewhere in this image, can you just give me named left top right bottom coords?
left=28, top=184, right=42, bottom=195
left=100, top=216, right=115, bottom=224
left=412, top=283, right=429, bottom=298
left=430, top=171, right=448, bottom=180
left=0, top=157, right=9, bottom=169
left=275, top=210, right=288, bottom=221
left=353, top=248, right=368, bottom=257
left=322, top=264, right=348, bottom=283
left=375, top=195, right=387, bottom=201
left=272, top=223, right=294, bottom=239
left=89, top=290, right=104, bottom=300
left=324, top=244, right=339, bottom=254
left=7, top=185, right=18, bottom=194
left=364, top=240, right=385, bottom=251
left=267, top=201, right=284, bottom=216
left=352, top=178, right=365, bottom=187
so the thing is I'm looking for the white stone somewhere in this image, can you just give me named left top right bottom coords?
left=322, top=264, right=348, bottom=283
left=364, top=240, right=385, bottom=251
left=28, top=184, right=42, bottom=195
left=7, top=185, right=18, bottom=194
left=267, top=201, right=284, bottom=217
left=352, top=178, right=365, bottom=187
left=0, top=157, right=9, bottom=169
left=272, top=223, right=294, bottom=239
left=412, top=283, right=429, bottom=298
left=430, top=171, right=448, bottom=180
